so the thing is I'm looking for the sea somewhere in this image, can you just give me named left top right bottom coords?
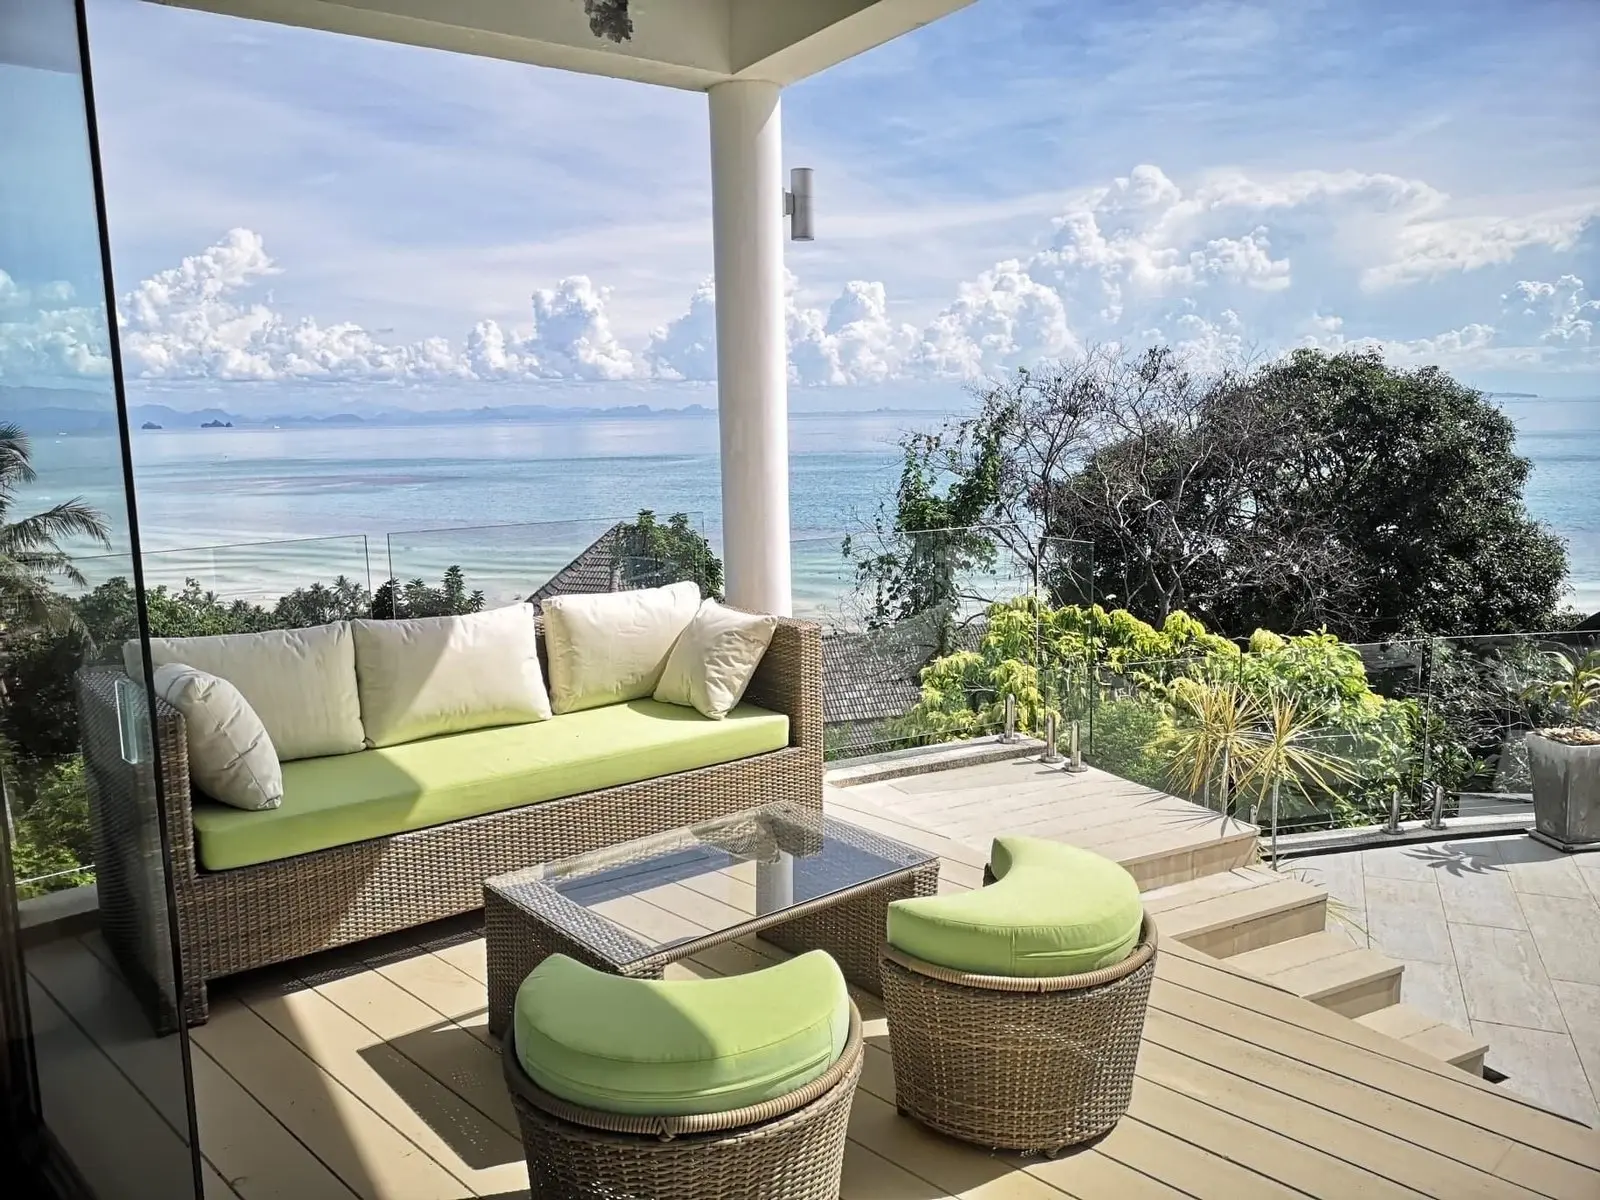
left=19, top=405, right=1600, bottom=622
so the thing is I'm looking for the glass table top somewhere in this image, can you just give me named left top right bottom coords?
left=487, top=803, right=936, bottom=970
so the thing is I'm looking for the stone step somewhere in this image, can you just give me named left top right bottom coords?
left=1228, top=931, right=1403, bottom=1018
left=1147, top=866, right=1327, bottom=959
left=1356, top=1004, right=1489, bottom=1076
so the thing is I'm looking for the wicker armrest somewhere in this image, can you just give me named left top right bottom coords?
left=76, top=666, right=198, bottom=879
left=741, top=616, right=823, bottom=756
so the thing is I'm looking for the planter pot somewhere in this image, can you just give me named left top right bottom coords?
left=1526, top=732, right=1600, bottom=853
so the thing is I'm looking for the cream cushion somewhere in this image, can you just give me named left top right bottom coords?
left=655, top=600, right=777, bottom=719
left=152, top=663, right=283, bottom=811
left=129, top=622, right=365, bottom=761
left=542, top=582, right=700, bottom=714
left=351, top=605, right=553, bottom=748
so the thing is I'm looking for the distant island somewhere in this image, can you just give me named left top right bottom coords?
left=200, top=419, right=234, bottom=428
left=141, top=421, right=162, bottom=430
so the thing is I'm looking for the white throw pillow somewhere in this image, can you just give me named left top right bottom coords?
left=655, top=600, right=778, bottom=719
left=152, top=663, right=283, bottom=811
left=351, top=604, right=553, bottom=748
left=129, top=622, right=365, bottom=761
left=542, top=581, right=701, bottom=714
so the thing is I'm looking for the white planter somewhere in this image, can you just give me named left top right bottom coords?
left=1526, top=731, right=1600, bottom=853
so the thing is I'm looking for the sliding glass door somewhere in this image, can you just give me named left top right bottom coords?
left=0, top=1, right=200, bottom=1195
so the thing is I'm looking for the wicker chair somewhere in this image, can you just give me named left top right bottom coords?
left=77, top=615, right=823, bottom=1033
left=502, top=1003, right=863, bottom=1200
left=879, top=914, right=1158, bottom=1155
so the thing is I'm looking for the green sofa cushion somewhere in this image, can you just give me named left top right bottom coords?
left=191, top=699, right=788, bottom=871
left=886, top=834, right=1142, bottom=977
left=514, top=950, right=850, bottom=1116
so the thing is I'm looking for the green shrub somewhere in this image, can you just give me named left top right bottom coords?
left=1083, top=698, right=1170, bottom=791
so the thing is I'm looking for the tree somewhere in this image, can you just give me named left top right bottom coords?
left=584, top=0, right=632, bottom=42
left=370, top=566, right=485, bottom=618
left=0, top=423, right=110, bottom=635
left=1044, top=348, right=1353, bottom=630
left=614, top=511, right=723, bottom=599
left=859, top=346, right=1567, bottom=641
left=1234, top=350, right=1567, bottom=639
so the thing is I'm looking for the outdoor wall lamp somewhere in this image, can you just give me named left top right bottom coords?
left=785, top=167, right=814, bottom=241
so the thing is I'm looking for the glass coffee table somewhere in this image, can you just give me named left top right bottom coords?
left=483, top=802, right=939, bottom=1038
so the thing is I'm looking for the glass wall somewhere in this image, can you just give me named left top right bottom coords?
left=0, top=0, right=201, bottom=1195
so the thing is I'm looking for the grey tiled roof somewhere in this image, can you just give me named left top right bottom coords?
left=821, top=605, right=954, bottom=725
left=528, top=524, right=624, bottom=608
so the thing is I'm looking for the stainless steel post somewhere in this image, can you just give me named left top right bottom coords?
left=1425, top=781, right=1448, bottom=831
left=1001, top=693, right=1017, bottom=743
left=1065, top=719, right=1088, bottom=773
left=1040, top=714, right=1063, bottom=764
left=1384, top=786, right=1403, bottom=834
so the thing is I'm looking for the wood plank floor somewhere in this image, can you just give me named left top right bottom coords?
left=24, top=787, right=1598, bottom=1200
left=835, top=759, right=1260, bottom=889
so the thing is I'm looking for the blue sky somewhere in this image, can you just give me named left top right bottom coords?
left=2, top=0, right=1597, bottom=410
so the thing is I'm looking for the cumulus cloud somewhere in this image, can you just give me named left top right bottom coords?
left=4, top=161, right=1595, bottom=391
left=910, top=261, right=1077, bottom=379
left=466, top=275, right=636, bottom=381
left=643, top=277, right=717, bottom=382
left=120, top=230, right=469, bottom=383
left=0, top=270, right=112, bottom=384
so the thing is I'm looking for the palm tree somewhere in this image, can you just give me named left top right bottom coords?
left=0, top=422, right=111, bottom=635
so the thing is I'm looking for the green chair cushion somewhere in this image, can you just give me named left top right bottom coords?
left=513, top=950, right=850, bottom=1117
left=886, top=834, right=1142, bottom=977
left=191, top=700, right=788, bottom=870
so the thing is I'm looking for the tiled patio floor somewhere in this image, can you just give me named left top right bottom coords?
left=1297, top=836, right=1600, bottom=1125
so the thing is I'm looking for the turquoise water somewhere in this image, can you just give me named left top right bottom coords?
left=20, top=407, right=1600, bottom=619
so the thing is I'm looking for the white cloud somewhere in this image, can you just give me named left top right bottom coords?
left=910, top=260, right=1077, bottom=379
left=120, top=229, right=470, bottom=382
left=5, top=162, right=1596, bottom=392
left=788, top=277, right=919, bottom=386
left=643, top=277, right=717, bottom=382
left=1502, top=275, right=1598, bottom=348
left=465, top=275, right=636, bottom=381
left=0, top=270, right=112, bottom=385
left=1363, top=209, right=1598, bottom=290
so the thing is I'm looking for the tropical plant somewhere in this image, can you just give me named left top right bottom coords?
left=1523, top=647, right=1600, bottom=728
left=371, top=566, right=484, bottom=618
left=0, top=423, right=110, bottom=635
left=614, top=510, right=724, bottom=599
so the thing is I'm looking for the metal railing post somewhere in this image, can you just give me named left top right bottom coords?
left=1269, top=780, right=1281, bottom=867
left=1001, top=693, right=1018, bottom=743
left=1384, top=786, right=1403, bottom=834
left=1425, top=781, right=1448, bottom=831
left=1065, top=719, right=1088, bottom=773
left=1041, top=714, right=1063, bottom=764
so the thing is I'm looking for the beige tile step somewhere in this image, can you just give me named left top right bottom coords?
left=1356, top=1004, right=1489, bottom=1076
left=1146, top=866, right=1327, bottom=959
left=1228, top=931, right=1403, bottom=1018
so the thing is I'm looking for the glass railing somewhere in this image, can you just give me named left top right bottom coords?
left=810, top=525, right=1097, bottom=761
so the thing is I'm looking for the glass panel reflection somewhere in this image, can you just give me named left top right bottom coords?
left=0, top=0, right=201, bottom=1194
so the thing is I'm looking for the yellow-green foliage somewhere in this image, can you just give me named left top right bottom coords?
left=899, top=598, right=1394, bottom=769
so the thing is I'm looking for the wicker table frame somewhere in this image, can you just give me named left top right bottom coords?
left=77, top=616, right=823, bottom=1034
left=879, top=915, right=1159, bottom=1155
left=485, top=813, right=938, bottom=1039
left=503, top=1004, right=863, bottom=1200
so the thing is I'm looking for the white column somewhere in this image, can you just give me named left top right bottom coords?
left=709, top=80, right=791, bottom=615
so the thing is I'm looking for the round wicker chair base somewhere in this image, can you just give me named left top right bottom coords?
left=506, top=1018, right=863, bottom=1200
left=879, top=924, right=1158, bottom=1155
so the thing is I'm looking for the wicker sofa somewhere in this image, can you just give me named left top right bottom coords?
left=77, top=615, right=822, bottom=1033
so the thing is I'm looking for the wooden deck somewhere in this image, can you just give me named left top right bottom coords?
left=25, top=761, right=1599, bottom=1200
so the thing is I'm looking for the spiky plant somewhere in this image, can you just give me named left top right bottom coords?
left=1159, top=677, right=1258, bottom=815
